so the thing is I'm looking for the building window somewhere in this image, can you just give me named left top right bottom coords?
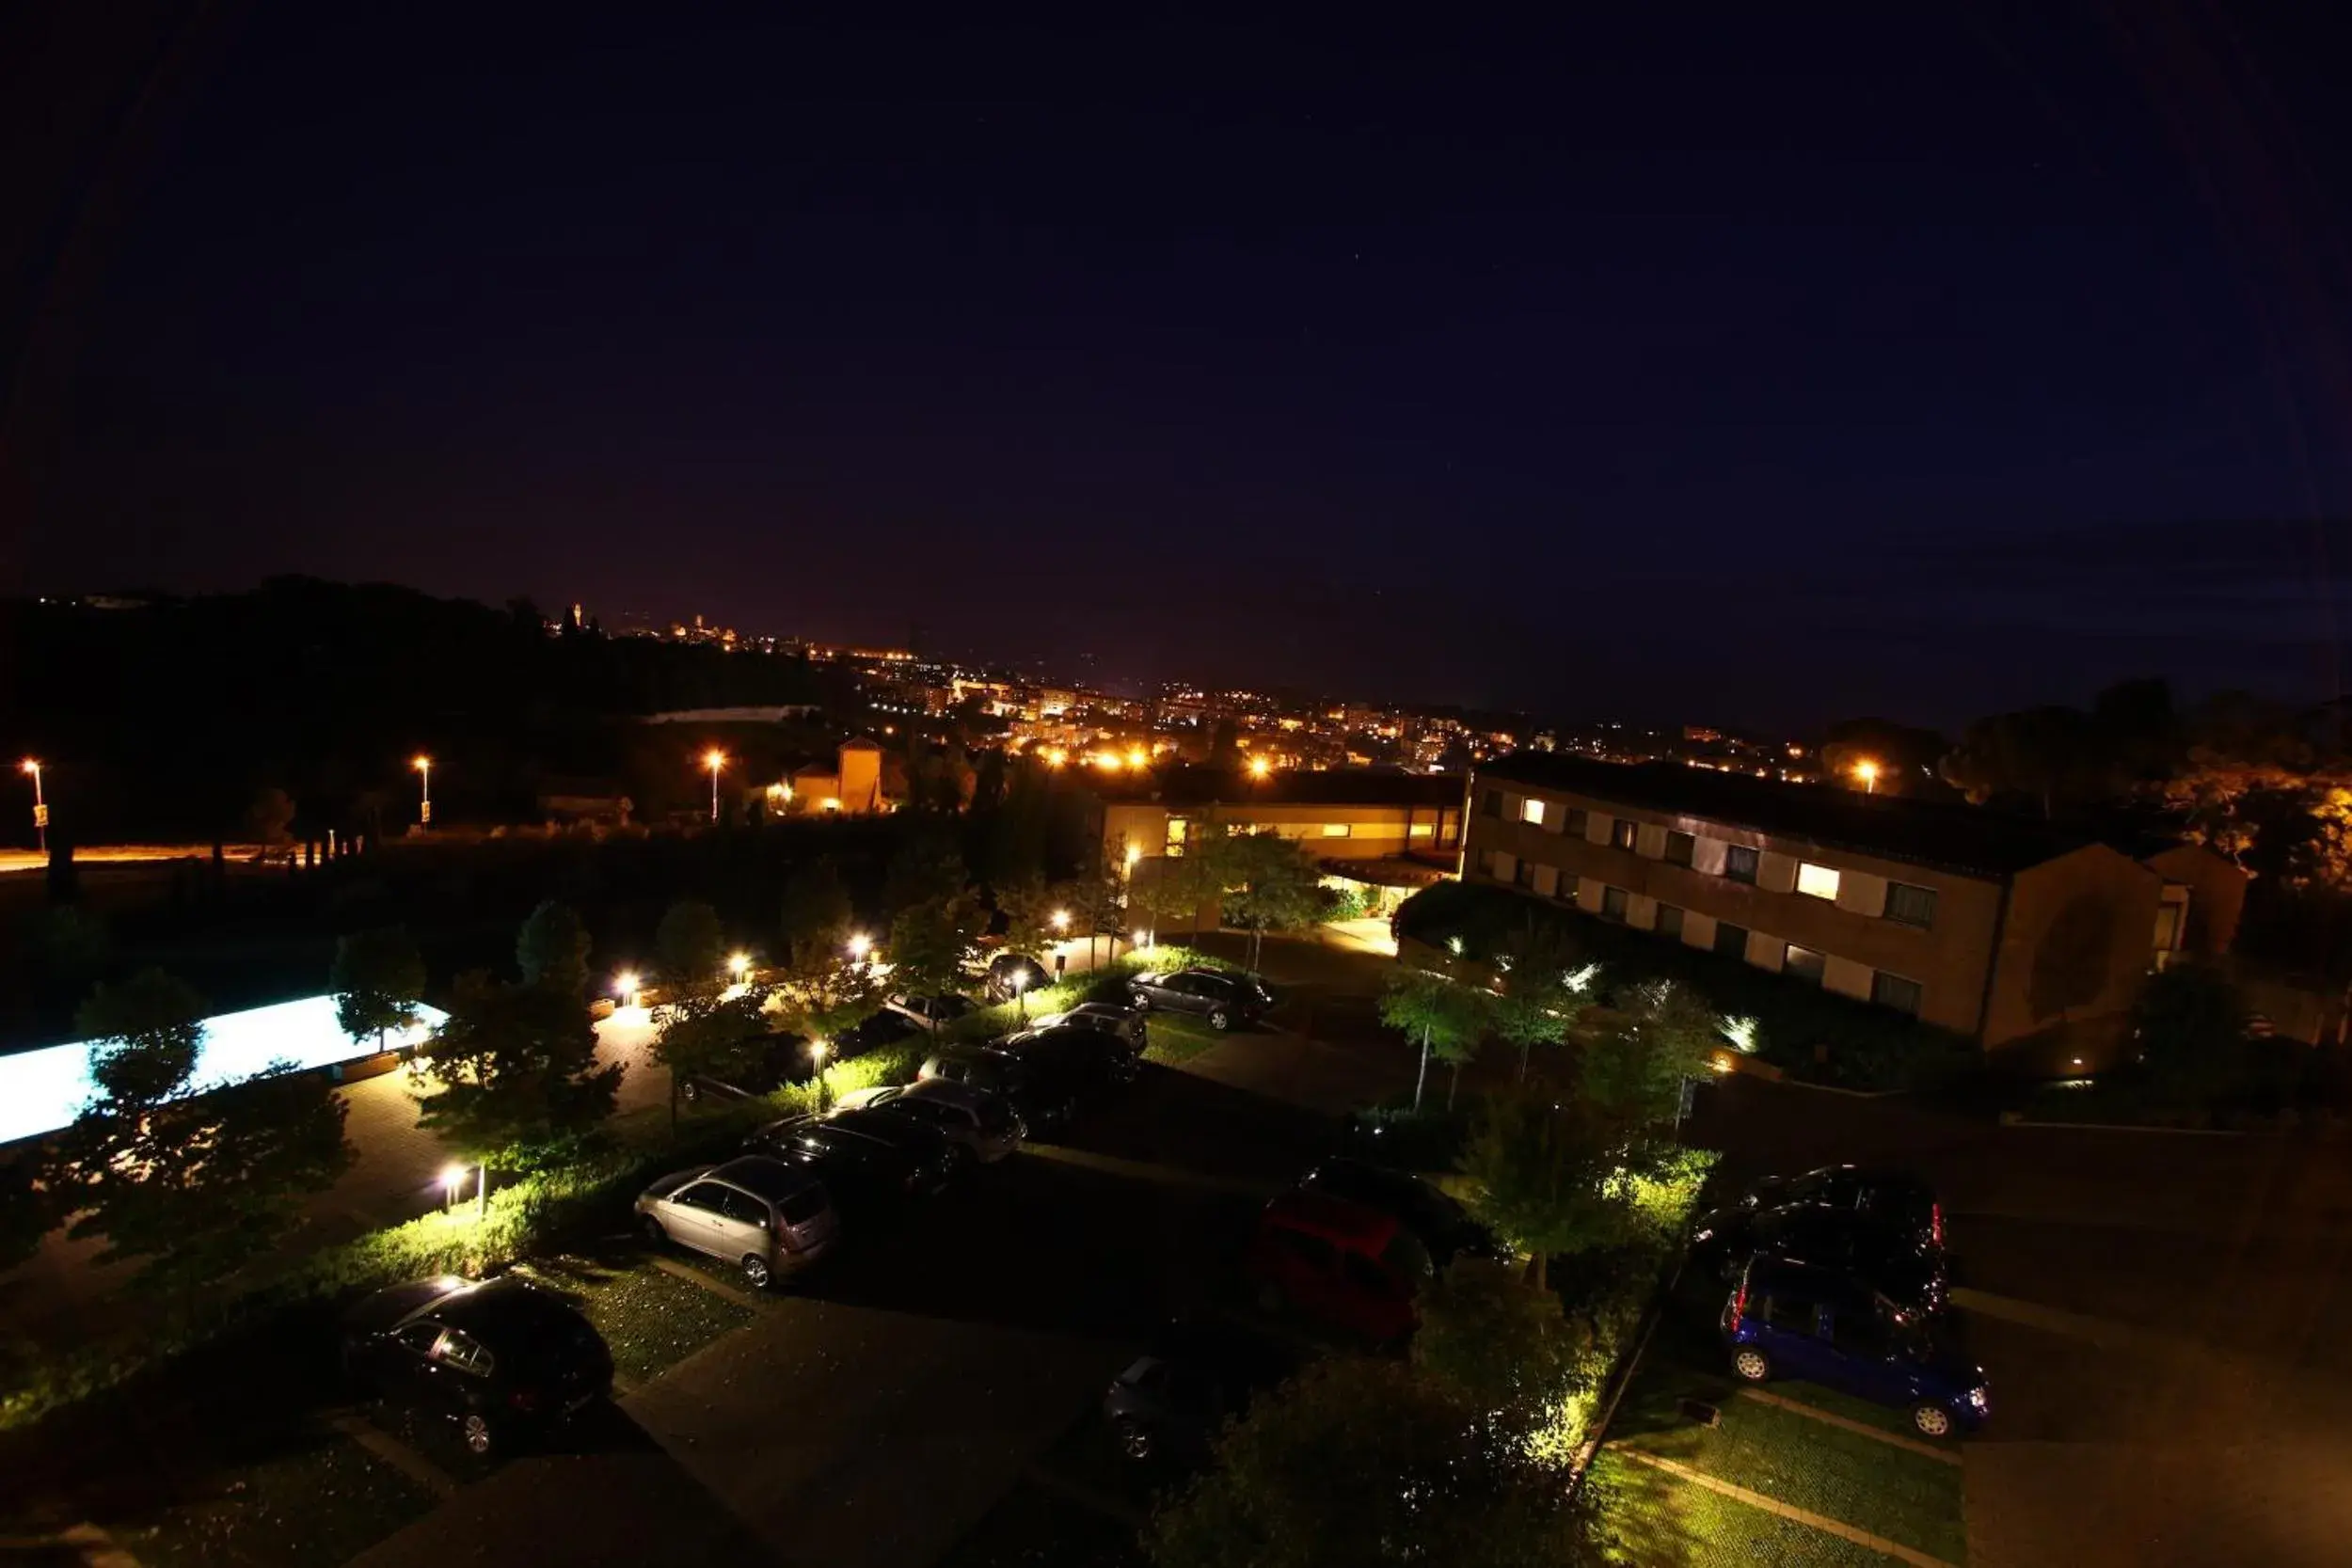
left=1600, top=885, right=1629, bottom=923
left=1481, top=789, right=1502, bottom=818
left=1514, top=859, right=1538, bottom=891
left=1656, top=904, right=1685, bottom=941
left=1724, top=845, right=1759, bottom=884
left=1714, top=921, right=1750, bottom=958
left=1785, top=944, right=1827, bottom=985
left=1408, top=821, right=1434, bottom=838
left=1872, top=972, right=1924, bottom=1016
left=1519, top=798, right=1546, bottom=827
left=1602, top=817, right=1633, bottom=850
left=1795, top=863, right=1841, bottom=901
left=1884, top=882, right=1937, bottom=928
left=1555, top=875, right=1578, bottom=904
left=1321, top=823, right=1352, bottom=837
left=1664, top=831, right=1695, bottom=867
left=1565, top=808, right=1589, bottom=838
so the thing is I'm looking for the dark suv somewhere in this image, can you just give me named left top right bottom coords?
left=1129, top=968, right=1270, bottom=1031
left=1722, top=1257, right=1989, bottom=1439
left=1733, top=1164, right=1943, bottom=1254
left=1692, top=1201, right=1948, bottom=1318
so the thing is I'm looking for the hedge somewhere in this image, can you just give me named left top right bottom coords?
left=1393, top=880, right=1977, bottom=1092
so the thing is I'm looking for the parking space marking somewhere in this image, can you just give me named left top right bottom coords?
left=326, top=1412, right=459, bottom=1500
left=649, top=1253, right=769, bottom=1312
left=1735, top=1389, right=1963, bottom=1465
left=1022, top=1144, right=1279, bottom=1197
left=1615, top=1449, right=1960, bottom=1568
left=1948, top=1286, right=2203, bottom=1362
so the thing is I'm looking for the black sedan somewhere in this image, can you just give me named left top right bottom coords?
left=1295, top=1157, right=1500, bottom=1267
left=918, top=1047, right=1081, bottom=1132
left=747, top=1116, right=955, bottom=1206
left=1001, top=1024, right=1138, bottom=1091
left=1693, top=1201, right=1950, bottom=1318
left=1737, top=1164, right=1944, bottom=1253
left=342, top=1275, right=612, bottom=1461
left=1031, top=1000, right=1148, bottom=1052
left=1129, top=967, right=1270, bottom=1031
left=1103, top=1318, right=1299, bottom=1465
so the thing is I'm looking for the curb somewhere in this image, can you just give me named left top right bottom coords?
left=1567, top=1256, right=1682, bottom=1495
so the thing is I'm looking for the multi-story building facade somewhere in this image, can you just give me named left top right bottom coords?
left=1464, top=753, right=2226, bottom=1063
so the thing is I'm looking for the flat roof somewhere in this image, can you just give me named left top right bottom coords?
left=0, top=994, right=446, bottom=1146
left=1098, top=765, right=1464, bottom=811
left=1475, top=752, right=2100, bottom=879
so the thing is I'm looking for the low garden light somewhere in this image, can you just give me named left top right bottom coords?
left=847, top=932, right=872, bottom=961
left=810, top=1039, right=832, bottom=1109
left=1009, top=968, right=1031, bottom=1019
left=1123, top=843, right=1142, bottom=870
left=616, top=970, right=642, bottom=1008
left=727, top=951, right=752, bottom=981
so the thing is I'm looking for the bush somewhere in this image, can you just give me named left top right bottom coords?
left=1395, top=881, right=1974, bottom=1091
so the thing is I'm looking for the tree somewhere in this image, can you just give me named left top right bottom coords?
left=886, top=892, right=986, bottom=1026
left=1459, top=1088, right=1638, bottom=1291
left=2131, top=961, right=2251, bottom=1103
left=1493, top=927, right=1596, bottom=1083
left=882, top=826, right=967, bottom=915
left=1580, top=979, right=1724, bottom=1133
left=330, top=926, right=427, bottom=1048
left=55, top=970, right=354, bottom=1290
left=1214, top=831, right=1327, bottom=973
left=651, top=986, right=772, bottom=1127
left=410, top=970, right=621, bottom=1168
left=655, top=899, right=726, bottom=995
left=0, top=1155, right=56, bottom=1272
left=779, top=859, right=853, bottom=970
left=516, top=898, right=593, bottom=997
left=247, top=786, right=297, bottom=852
left=1144, top=1356, right=1583, bottom=1568
left=1412, top=1256, right=1594, bottom=1437
left=1378, top=967, right=1494, bottom=1112
left=995, top=873, right=1077, bottom=959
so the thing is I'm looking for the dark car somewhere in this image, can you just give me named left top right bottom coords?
left=342, top=1275, right=612, bottom=1460
left=1692, top=1202, right=1948, bottom=1318
left=1032, top=1000, right=1148, bottom=1052
left=1103, top=1318, right=1300, bottom=1465
left=983, top=952, right=1053, bottom=1003
left=1295, top=1158, right=1499, bottom=1267
left=675, top=1030, right=815, bottom=1104
left=886, top=990, right=978, bottom=1031
left=1000, top=1024, right=1140, bottom=1090
left=1244, top=1191, right=1431, bottom=1342
left=1723, top=1257, right=1988, bottom=1439
left=833, top=1007, right=922, bottom=1059
left=1736, top=1164, right=1943, bottom=1253
left=1129, top=967, right=1270, bottom=1031
left=746, top=1117, right=946, bottom=1207
left=813, top=1104, right=971, bottom=1180
left=918, top=1047, right=1080, bottom=1132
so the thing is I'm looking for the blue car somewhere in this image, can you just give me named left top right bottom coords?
left=1722, top=1257, right=1990, bottom=1439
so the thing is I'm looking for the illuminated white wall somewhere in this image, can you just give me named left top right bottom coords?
left=0, top=995, right=445, bottom=1146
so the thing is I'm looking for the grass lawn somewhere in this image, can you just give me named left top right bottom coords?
left=1142, top=1013, right=1227, bottom=1067
left=520, top=1255, right=755, bottom=1384
left=1610, top=1354, right=1966, bottom=1565
left=1591, top=1449, right=1913, bottom=1568
left=126, top=1431, right=434, bottom=1568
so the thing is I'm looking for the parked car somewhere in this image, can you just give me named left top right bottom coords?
left=834, top=1079, right=1024, bottom=1162
left=635, top=1155, right=840, bottom=1289
left=887, top=990, right=979, bottom=1031
left=1734, top=1164, right=1944, bottom=1253
left=1243, top=1191, right=1432, bottom=1342
left=1001, top=1024, right=1139, bottom=1091
left=746, top=1117, right=950, bottom=1207
left=812, top=1103, right=973, bottom=1178
left=1722, top=1256, right=1989, bottom=1438
left=833, top=1007, right=922, bottom=1059
left=342, top=1275, right=612, bottom=1460
left=1103, top=1318, right=1300, bottom=1465
left=1129, top=967, right=1270, bottom=1031
left=1295, top=1157, right=1500, bottom=1267
left=918, top=1047, right=1081, bottom=1133
left=1693, top=1201, right=1948, bottom=1317
left=675, top=1030, right=815, bottom=1104
left=983, top=951, right=1053, bottom=1003
left=1032, top=1000, right=1148, bottom=1052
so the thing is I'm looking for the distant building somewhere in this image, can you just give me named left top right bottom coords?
left=1463, top=752, right=2232, bottom=1069
left=777, top=737, right=886, bottom=815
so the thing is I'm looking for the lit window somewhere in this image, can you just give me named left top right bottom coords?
left=1519, top=799, right=1546, bottom=827
left=1795, top=863, right=1841, bottom=901
left=1408, top=821, right=1434, bottom=837
left=1610, top=818, right=1638, bottom=851
left=1784, top=944, right=1826, bottom=985
left=1322, top=823, right=1352, bottom=837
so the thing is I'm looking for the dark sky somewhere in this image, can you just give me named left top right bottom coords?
left=9, top=4, right=2352, bottom=730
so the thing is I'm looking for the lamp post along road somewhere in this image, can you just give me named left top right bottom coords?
left=705, top=750, right=726, bottom=822
left=21, top=759, right=45, bottom=852
left=413, top=755, right=433, bottom=825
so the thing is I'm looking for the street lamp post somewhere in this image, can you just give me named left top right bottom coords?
left=704, top=750, right=727, bottom=822
left=21, top=759, right=45, bottom=853
left=412, top=755, right=432, bottom=825
left=1009, top=969, right=1029, bottom=1020
left=1854, top=760, right=1880, bottom=795
left=809, top=1039, right=831, bottom=1111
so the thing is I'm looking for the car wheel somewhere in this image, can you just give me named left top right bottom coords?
left=1911, top=1402, right=1954, bottom=1439
left=1130, top=991, right=1151, bottom=1011
left=679, top=1079, right=701, bottom=1103
left=1730, top=1348, right=1772, bottom=1383
left=1209, top=1008, right=1232, bottom=1031
left=1115, top=1417, right=1155, bottom=1463
left=641, top=1215, right=668, bottom=1248
left=741, top=1254, right=773, bottom=1291
left=462, top=1413, right=495, bottom=1458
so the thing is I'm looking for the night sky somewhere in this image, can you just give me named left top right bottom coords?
left=9, top=4, right=2352, bottom=729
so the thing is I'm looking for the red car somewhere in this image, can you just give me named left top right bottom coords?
left=1243, top=1192, right=1433, bottom=1342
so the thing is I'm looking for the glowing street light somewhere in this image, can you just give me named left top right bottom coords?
left=1853, top=759, right=1881, bottom=795
left=1123, top=843, right=1142, bottom=870
left=727, top=951, right=752, bottom=981
left=1248, top=755, right=1272, bottom=782
left=847, top=932, right=872, bottom=962
left=1008, top=967, right=1031, bottom=1020
left=1125, top=746, right=1149, bottom=768
left=615, top=970, right=642, bottom=1008
left=21, top=758, right=45, bottom=853
left=1051, top=909, right=1070, bottom=934
left=410, top=754, right=433, bottom=826
left=1042, top=748, right=1068, bottom=768
left=440, top=1161, right=486, bottom=1219
left=809, top=1038, right=832, bottom=1110
left=704, top=749, right=727, bottom=821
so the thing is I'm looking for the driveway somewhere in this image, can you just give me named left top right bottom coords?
left=1688, top=1077, right=2352, bottom=1568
